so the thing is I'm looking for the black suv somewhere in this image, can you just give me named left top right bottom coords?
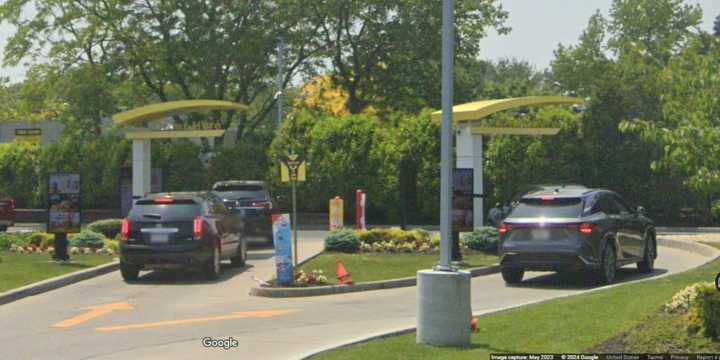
left=212, top=180, right=274, bottom=245
left=119, top=192, right=247, bottom=281
left=498, top=186, right=656, bottom=285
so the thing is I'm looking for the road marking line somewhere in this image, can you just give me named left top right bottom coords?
left=53, top=302, right=134, bottom=328
left=95, top=309, right=300, bottom=332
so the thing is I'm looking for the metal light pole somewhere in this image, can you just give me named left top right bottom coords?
left=277, top=39, right=284, bottom=128
left=437, top=0, right=455, bottom=272
left=416, top=0, right=471, bottom=347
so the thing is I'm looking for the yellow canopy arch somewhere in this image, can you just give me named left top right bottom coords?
left=112, top=100, right=249, bottom=128
left=431, top=95, right=585, bottom=123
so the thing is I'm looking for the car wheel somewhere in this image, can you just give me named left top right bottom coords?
left=231, top=240, right=247, bottom=267
left=596, top=243, right=617, bottom=285
left=204, top=245, right=221, bottom=280
left=120, top=263, right=139, bottom=282
left=501, top=268, right=524, bottom=284
left=637, top=235, right=655, bottom=273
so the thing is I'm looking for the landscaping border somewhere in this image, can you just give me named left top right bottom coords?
left=298, top=237, right=720, bottom=359
left=0, top=260, right=119, bottom=306
left=250, top=264, right=500, bottom=298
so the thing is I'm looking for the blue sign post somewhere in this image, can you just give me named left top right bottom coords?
left=272, top=213, right=294, bottom=285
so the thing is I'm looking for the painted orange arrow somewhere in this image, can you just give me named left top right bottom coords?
left=95, top=309, right=299, bottom=332
left=53, top=302, right=134, bottom=328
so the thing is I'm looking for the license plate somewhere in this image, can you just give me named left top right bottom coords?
left=531, top=229, right=550, bottom=241
left=149, top=234, right=169, bottom=243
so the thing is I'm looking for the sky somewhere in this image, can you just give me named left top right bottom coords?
left=1, top=0, right=719, bottom=82
left=480, top=0, right=720, bottom=71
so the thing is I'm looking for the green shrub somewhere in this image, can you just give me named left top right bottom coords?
left=0, top=233, right=32, bottom=249
left=463, top=227, right=500, bottom=253
left=324, top=230, right=361, bottom=253
left=103, top=239, right=119, bottom=254
left=69, top=230, right=106, bottom=249
left=29, top=233, right=55, bottom=249
left=687, top=283, right=720, bottom=339
left=0, top=234, right=11, bottom=251
left=356, top=230, right=383, bottom=245
left=86, top=219, right=123, bottom=239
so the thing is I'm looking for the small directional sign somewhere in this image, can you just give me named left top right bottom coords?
left=280, top=154, right=306, bottom=182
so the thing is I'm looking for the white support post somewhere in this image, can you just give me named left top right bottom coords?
left=456, top=125, right=484, bottom=227
left=132, top=139, right=152, bottom=200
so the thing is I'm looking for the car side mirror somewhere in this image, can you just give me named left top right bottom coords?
left=636, top=206, right=646, bottom=216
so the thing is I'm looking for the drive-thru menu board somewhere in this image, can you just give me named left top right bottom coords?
left=48, top=173, right=81, bottom=233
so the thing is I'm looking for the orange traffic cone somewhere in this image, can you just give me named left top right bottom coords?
left=336, top=259, right=354, bottom=285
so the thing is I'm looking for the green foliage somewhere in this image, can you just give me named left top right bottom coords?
left=358, top=228, right=436, bottom=254
left=0, top=233, right=31, bottom=249
left=0, top=144, right=42, bottom=207
left=86, top=219, right=123, bottom=239
left=29, top=233, right=55, bottom=249
left=103, top=239, right=119, bottom=254
left=310, top=0, right=509, bottom=114
left=153, top=139, right=207, bottom=192
left=207, top=136, right=270, bottom=185
left=324, top=230, right=361, bottom=253
left=463, top=227, right=500, bottom=253
left=687, top=283, right=720, bottom=339
left=69, top=231, right=106, bottom=249
left=37, top=134, right=130, bottom=209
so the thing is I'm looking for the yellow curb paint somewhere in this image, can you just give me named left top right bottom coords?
left=95, top=309, right=300, bottom=332
left=53, top=302, right=134, bottom=328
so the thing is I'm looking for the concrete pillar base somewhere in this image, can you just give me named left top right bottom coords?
left=416, top=269, right=471, bottom=346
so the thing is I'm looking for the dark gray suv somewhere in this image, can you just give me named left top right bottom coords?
left=212, top=180, right=274, bottom=245
left=498, top=186, right=656, bottom=285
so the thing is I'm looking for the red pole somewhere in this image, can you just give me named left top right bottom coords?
left=355, top=190, right=362, bottom=230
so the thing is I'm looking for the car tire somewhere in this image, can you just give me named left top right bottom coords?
left=120, top=263, right=139, bottom=282
left=231, top=240, right=247, bottom=267
left=596, top=242, right=617, bottom=285
left=637, top=235, right=655, bottom=273
left=204, top=245, right=221, bottom=280
left=501, top=268, right=524, bottom=284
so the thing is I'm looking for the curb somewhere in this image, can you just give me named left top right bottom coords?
left=299, top=237, right=720, bottom=359
left=657, top=227, right=720, bottom=234
left=0, top=261, right=119, bottom=306
left=250, top=264, right=500, bottom=298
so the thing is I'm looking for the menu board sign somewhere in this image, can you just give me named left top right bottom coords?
left=48, top=173, right=81, bottom=233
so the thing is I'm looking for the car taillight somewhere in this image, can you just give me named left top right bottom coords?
left=251, top=201, right=272, bottom=210
left=193, top=216, right=204, bottom=240
left=499, top=223, right=510, bottom=234
left=154, top=197, right=175, bottom=204
left=121, top=218, right=131, bottom=241
left=579, top=223, right=593, bottom=235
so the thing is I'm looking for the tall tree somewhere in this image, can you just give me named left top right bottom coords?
left=714, top=14, right=720, bottom=37
left=0, top=0, right=324, bottom=138
left=309, top=0, right=509, bottom=114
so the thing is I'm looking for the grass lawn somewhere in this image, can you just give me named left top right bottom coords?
left=300, top=252, right=498, bottom=284
left=315, top=258, right=720, bottom=359
left=0, top=251, right=113, bottom=293
left=700, top=241, right=720, bottom=250
left=590, top=310, right=720, bottom=353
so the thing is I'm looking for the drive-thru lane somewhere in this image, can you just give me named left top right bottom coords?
left=0, top=233, right=714, bottom=360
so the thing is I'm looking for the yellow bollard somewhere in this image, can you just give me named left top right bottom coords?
left=329, top=196, right=344, bottom=231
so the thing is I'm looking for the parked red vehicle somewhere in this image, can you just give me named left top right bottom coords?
left=0, top=198, right=15, bottom=232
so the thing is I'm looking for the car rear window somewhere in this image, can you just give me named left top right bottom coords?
left=129, top=203, right=201, bottom=221
left=213, top=184, right=264, bottom=192
left=509, top=198, right=583, bottom=218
